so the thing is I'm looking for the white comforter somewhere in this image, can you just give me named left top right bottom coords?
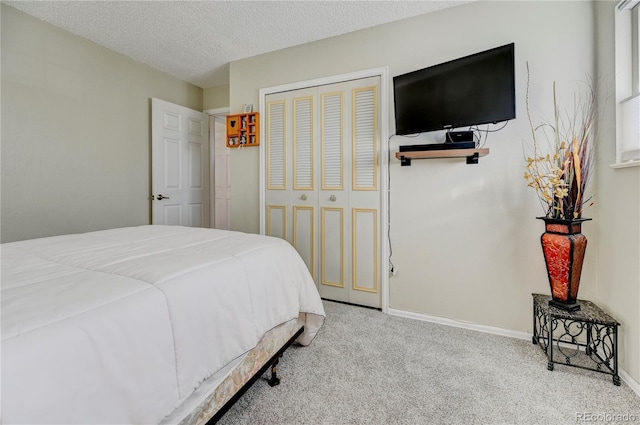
left=1, top=225, right=325, bottom=424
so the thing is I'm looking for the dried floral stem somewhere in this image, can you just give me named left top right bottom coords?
left=524, top=65, right=597, bottom=220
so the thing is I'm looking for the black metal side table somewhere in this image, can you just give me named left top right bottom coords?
left=532, top=293, right=620, bottom=385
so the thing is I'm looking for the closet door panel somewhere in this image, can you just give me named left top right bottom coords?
left=265, top=96, right=291, bottom=243
left=346, top=78, right=381, bottom=307
left=352, top=87, right=378, bottom=191
left=293, top=206, right=315, bottom=279
left=321, top=207, right=345, bottom=288
left=267, top=88, right=317, bottom=246
left=267, top=100, right=287, bottom=190
left=293, top=96, right=314, bottom=191
left=352, top=208, right=378, bottom=293
left=265, top=78, right=380, bottom=308
left=317, top=82, right=350, bottom=302
left=319, top=206, right=348, bottom=303
left=290, top=90, right=318, bottom=279
left=266, top=205, right=287, bottom=240
left=321, top=92, right=344, bottom=191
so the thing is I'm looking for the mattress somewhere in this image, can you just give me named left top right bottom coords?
left=1, top=225, right=325, bottom=424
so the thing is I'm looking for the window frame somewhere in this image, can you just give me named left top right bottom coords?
left=613, top=0, right=640, bottom=168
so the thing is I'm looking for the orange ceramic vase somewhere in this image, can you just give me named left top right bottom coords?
left=539, top=217, right=591, bottom=312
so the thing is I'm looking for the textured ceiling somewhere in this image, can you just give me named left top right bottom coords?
left=5, top=1, right=471, bottom=88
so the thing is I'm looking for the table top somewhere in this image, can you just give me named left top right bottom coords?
left=532, top=293, right=620, bottom=325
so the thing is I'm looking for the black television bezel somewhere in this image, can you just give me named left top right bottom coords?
left=393, top=43, right=515, bottom=136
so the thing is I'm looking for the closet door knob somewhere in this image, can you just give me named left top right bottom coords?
left=300, top=194, right=308, bottom=201
left=329, top=195, right=337, bottom=202
left=157, top=194, right=170, bottom=200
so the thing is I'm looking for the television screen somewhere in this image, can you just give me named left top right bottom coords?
left=393, top=43, right=515, bottom=136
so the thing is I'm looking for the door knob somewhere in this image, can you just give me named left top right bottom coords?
left=300, top=194, right=307, bottom=201
left=157, top=194, right=170, bottom=200
left=329, top=195, right=337, bottom=202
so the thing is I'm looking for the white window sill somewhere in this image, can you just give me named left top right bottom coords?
left=611, top=159, right=640, bottom=169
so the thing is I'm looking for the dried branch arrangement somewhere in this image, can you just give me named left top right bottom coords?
left=524, top=65, right=597, bottom=220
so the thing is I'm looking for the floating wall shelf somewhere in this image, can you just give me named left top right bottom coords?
left=395, top=148, right=489, bottom=166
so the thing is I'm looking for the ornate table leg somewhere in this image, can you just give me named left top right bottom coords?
left=547, top=315, right=554, bottom=371
left=586, top=323, right=592, bottom=355
left=613, top=328, right=620, bottom=386
left=532, top=299, right=539, bottom=345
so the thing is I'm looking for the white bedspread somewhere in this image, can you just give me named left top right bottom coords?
left=1, top=225, right=325, bottom=424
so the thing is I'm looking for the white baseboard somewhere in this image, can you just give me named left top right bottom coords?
left=386, top=307, right=640, bottom=397
left=620, top=368, right=640, bottom=397
left=387, top=307, right=531, bottom=341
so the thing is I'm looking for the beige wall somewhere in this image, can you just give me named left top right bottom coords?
left=2, top=0, right=637, bottom=385
left=594, top=2, right=640, bottom=384
left=203, top=84, right=230, bottom=110
left=229, top=0, right=638, bottom=383
left=1, top=5, right=203, bottom=242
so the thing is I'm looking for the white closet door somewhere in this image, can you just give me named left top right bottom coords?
left=291, top=92, right=318, bottom=279
left=318, top=77, right=380, bottom=308
left=265, top=98, right=288, bottom=241
left=265, top=88, right=318, bottom=281
left=318, top=87, right=348, bottom=300
left=264, top=77, right=380, bottom=308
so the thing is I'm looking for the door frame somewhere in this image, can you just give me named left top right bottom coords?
left=204, top=107, right=230, bottom=228
left=258, top=67, right=390, bottom=313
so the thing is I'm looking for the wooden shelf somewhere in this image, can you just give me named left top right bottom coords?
left=395, top=148, right=489, bottom=165
left=226, top=112, right=260, bottom=148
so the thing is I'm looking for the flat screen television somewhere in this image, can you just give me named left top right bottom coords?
left=393, top=43, right=515, bottom=136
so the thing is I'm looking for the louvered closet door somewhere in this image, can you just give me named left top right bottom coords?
left=317, top=77, right=380, bottom=308
left=265, top=87, right=319, bottom=281
left=265, top=77, right=380, bottom=308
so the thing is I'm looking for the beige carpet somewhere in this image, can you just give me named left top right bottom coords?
left=218, top=300, right=640, bottom=425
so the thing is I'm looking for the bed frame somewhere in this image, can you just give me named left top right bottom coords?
left=203, top=326, right=304, bottom=424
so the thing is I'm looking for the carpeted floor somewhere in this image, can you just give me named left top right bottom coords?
left=217, top=300, right=640, bottom=425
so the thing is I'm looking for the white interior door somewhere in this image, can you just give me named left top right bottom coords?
left=264, top=76, right=381, bottom=308
left=151, top=98, right=210, bottom=227
left=213, top=116, right=231, bottom=230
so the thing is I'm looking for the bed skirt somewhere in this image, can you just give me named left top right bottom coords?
left=163, top=317, right=304, bottom=425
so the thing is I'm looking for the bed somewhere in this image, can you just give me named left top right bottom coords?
left=1, top=225, right=325, bottom=424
